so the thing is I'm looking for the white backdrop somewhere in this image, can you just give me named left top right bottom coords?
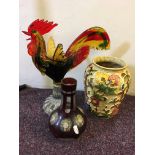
left=19, top=0, right=135, bottom=95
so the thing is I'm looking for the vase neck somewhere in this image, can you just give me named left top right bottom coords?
left=62, top=92, right=76, bottom=112
left=61, top=78, right=77, bottom=113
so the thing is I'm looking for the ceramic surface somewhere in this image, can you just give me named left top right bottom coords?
left=84, top=56, right=131, bottom=118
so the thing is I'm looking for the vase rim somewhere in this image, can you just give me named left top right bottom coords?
left=61, top=77, right=77, bottom=86
left=92, top=56, right=127, bottom=70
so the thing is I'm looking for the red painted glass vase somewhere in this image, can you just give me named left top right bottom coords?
left=49, top=77, right=87, bottom=138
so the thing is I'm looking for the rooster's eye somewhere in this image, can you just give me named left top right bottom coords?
left=32, top=30, right=36, bottom=33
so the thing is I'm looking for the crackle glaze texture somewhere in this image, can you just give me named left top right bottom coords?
left=84, top=56, right=131, bottom=118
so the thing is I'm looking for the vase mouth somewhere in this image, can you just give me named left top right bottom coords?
left=62, top=77, right=77, bottom=86
left=61, top=77, right=77, bottom=92
left=92, top=56, right=127, bottom=70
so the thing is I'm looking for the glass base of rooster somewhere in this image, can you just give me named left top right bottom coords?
left=43, top=82, right=62, bottom=115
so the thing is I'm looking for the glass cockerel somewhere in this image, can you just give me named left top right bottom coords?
left=22, top=19, right=110, bottom=83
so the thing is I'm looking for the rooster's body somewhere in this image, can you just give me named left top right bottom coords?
left=23, top=19, right=110, bottom=83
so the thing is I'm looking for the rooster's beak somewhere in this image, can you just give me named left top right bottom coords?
left=22, top=31, right=30, bottom=36
left=22, top=31, right=31, bottom=40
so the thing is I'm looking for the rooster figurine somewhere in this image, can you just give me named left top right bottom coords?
left=22, top=19, right=110, bottom=83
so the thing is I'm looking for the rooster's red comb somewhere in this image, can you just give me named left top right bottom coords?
left=22, top=19, right=58, bottom=36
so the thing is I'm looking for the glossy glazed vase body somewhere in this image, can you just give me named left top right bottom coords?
left=84, top=56, right=131, bottom=118
left=49, top=78, right=87, bottom=138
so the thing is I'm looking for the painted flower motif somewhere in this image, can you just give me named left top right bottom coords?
left=94, top=71, right=109, bottom=84
left=108, top=74, right=120, bottom=86
left=111, top=107, right=119, bottom=116
left=90, top=96, right=100, bottom=106
left=60, top=119, right=72, bottom=132
left=74, top=114, right=84, bottom=127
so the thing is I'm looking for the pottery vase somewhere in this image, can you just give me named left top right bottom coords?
left=84, top=56, right=131, bottom=118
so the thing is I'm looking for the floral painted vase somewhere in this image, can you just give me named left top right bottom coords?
left=84, top=56, right=131, bottom=118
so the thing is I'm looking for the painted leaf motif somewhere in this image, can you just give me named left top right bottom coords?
left=95, top=84, right=116, bottom=95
